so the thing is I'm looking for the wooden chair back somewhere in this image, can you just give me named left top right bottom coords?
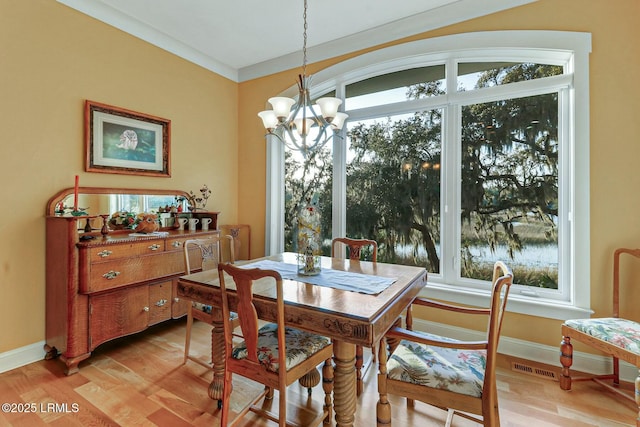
left=484, top=261, right=514, bottom=400
left=183, top=235, right=234, bottom=274
left=217, top=262, right=334, bottom=426
left=182, top=235, right=236, bottom=368
left=218, top=263, right=284, bottom=376
left=331, top=237, right=378, bottom=262
left=612, top=247, right=639, bottom=319
left=184, top=237, right=220, bottom=274
left=219, top=224, right=251, bottom=261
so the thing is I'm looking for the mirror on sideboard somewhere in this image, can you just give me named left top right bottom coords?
left=47, top=187, right=190, bottom=216
left=46, top=187, right=193, bottom=231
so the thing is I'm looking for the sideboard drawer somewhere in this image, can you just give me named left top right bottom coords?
left=166, top=237, right=188, bottom=252
left=89, top=240, right=164, bottom=262
left=82, top=254, right=184, bottom=293
left=149, top=281, right=172, bottom=325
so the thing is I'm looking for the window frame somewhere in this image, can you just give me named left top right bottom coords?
left=265, top=31, right=592, bottom=320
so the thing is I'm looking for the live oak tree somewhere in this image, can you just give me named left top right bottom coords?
left=285, top=64, right=561, bottom=287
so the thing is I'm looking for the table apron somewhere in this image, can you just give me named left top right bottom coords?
left=370, top=274, right=426, bottom=345
left=178, top=270, right=425, bottom=347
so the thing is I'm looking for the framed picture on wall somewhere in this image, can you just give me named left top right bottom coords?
left=85, top=100, right=171, bottom=177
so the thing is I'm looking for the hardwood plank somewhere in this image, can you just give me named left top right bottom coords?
left=0, top=319, right=637, bottom=426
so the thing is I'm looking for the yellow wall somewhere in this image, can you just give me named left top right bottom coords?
left=239, top=0, right=640, bottom=351
left=2, top=0, right=639, bottom=358
left=0, top=0, right=238, bottom=353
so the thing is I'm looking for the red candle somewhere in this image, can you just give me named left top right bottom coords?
left=73, top=175, right=79, bottom=211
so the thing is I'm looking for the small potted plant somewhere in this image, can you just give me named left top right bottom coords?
left=176, top=185, right=211, bottom=212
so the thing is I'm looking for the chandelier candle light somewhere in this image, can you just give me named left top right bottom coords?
left=258, top=0, right=348, bottom=156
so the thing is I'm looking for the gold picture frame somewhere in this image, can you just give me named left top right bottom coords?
left=85, top=100, right=171, bottom=177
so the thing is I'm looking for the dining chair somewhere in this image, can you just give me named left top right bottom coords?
left=182, top=235, right=238, bottom=367
left=331, top=236, right=379, bottom=395
left=560, top=248, right=640, bottom=426
left=219, top=224, right=251, bottom=261
left=376, top=261, right=513, bottom=427
left=217, top=262, right=334, bottom=427
left=331, top=237, right=378, bottom=262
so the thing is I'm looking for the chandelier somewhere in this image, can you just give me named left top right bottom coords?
left=258, top=0, right=348, bottom=156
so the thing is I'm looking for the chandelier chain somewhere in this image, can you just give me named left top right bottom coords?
left=302, top=0, right=308, bottom=76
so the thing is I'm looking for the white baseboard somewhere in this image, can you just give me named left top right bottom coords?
left=413, top=319, right=638, bottom=383
left=3, top=327, right=638, bottom=383
left=0, top=341, right=46, bottom=374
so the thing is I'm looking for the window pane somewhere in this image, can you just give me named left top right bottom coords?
left=345, top=65, right=445, bottom=110
left=346, top=110, right=442, bottom=270
left=284, top=146, right=333, bottom=255
left=460, top=93, right=559, bottom=288
left=147, top=195, right=177, bottom=212
left=113, top=195, right=142, bottom=213
left=458, top=62, right=563, bottom=91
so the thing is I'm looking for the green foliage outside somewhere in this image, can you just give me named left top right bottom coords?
left=285, top=63, right=562, bottom=289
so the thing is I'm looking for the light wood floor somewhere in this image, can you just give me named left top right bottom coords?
left=0, top=319, right=637, bottom=426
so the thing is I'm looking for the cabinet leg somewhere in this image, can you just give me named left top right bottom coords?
left=59, top=353, right=91, bottom=376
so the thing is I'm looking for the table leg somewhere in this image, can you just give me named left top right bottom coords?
left=208, top=307, right=226, bottom=407
left=333, top=340, right=357, bottom=427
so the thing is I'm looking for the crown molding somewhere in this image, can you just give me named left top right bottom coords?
left=57, top=0, right=537, bottom=83
left=239, top=0, right=537, bottom=82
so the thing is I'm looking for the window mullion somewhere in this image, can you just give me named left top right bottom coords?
left=265, top=134, right=285, bottom=255
left=440, top=103, right=459, bottom=283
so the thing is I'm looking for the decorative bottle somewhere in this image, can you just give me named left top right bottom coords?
left=297, top=196, right=322, bottom=275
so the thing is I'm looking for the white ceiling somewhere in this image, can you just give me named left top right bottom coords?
left=57, top=0, right=535, bottom=82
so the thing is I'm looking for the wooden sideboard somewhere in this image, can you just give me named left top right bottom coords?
left=44, top=187, right=219, bottom=375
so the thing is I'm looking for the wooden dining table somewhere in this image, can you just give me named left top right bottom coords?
left=176, top=252, right=427, bottom=427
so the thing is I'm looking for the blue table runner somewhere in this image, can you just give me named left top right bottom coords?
left=239, top=259, right=396, bottom=295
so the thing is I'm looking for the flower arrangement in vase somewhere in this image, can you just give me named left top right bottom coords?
left=108, top=211, right=137, bottom=230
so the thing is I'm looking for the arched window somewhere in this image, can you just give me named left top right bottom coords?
left=266, top=31, right=592, bottom=320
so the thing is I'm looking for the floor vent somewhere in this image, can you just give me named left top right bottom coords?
left=511, top=361, right=559, bottom=381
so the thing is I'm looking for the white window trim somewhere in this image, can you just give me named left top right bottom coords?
left=265, top=30, right=592, bottom=320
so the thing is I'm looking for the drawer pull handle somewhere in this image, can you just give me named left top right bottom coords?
left=102, top=270, right=121, bottom=280
left=143, top=306, right=150, bottom=312
left=98, top=250, right=113, bottom=258
left=174, top=297, right=180, bottom=302
left=172, top=241, right=182, bottom=248
left=148, top=244, right=161, bottom=251
left=156, top=299, right=168, bottom=307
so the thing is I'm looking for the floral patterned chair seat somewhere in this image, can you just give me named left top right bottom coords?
left=563, top=318, right=640, bottom=355
left=387, top=332, right=486, bottom=398
left=232, top=323, right=332, bottom=373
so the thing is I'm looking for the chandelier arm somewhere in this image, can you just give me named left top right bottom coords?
left=284, top=127, right=304, bottom=152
